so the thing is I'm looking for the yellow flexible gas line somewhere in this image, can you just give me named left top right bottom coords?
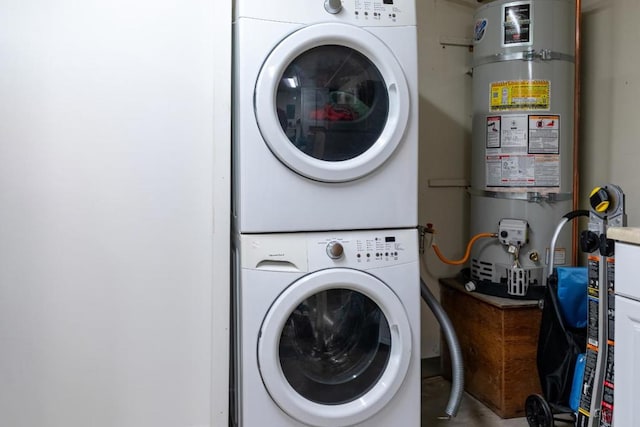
left=432, top=232, right=497, bottom=266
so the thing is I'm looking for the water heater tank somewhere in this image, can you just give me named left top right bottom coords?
left=469, top=0, right=576, bottom=295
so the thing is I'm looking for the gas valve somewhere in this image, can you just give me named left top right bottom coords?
left=498, top=219, right=529, bottom=248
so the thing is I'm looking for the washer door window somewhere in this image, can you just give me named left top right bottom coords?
left=280, top=288, right=390, bottom=405
left=255, top=23, right=410, bottom=183
left=258, top=268, right=412, bottom=427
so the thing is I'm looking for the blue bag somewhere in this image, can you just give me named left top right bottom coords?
left=569, top=353, right=586, bottom=412
left=556, top=267, right=588, bottom=329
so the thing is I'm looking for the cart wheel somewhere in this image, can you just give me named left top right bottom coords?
left=525, top=394, right=554, bottom=427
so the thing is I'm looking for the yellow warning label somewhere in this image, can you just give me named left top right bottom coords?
left=490, top=80, right=550, bottom=111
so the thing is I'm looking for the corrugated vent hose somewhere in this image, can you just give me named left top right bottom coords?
left=419, top=224, right=476, bottom=418
left=420, top=274, right=464, bottom=418
left=419, top=225, right=497, bottom=417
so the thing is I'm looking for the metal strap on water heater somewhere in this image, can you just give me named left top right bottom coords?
left=468, top=188, right=573, bottom=203
left=473, top=49, right=575, bottom=68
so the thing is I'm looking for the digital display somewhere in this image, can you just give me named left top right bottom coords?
left=385, top=236, right=396, bottom=242
left=383, top=0, right=393, bottom=4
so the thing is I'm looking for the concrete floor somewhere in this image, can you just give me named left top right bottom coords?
left=421, top=376, right=529, bottom=427
left=420, top=358, right=576, bottom=427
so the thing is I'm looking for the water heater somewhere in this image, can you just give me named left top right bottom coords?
left=469, top=0, right=576, bottom=296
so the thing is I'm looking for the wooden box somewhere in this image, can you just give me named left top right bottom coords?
left=439, top=278, right=542, bottom=419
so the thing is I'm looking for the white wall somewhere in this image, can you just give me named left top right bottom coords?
left=212, top=0, right=231, bottom=425
left=0, top=1, right=220, bottom=426
left=582, top=0, right=640, bottom=224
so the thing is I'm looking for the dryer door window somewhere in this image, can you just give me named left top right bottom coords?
left=255, top=22, right=410, bottom=183
left=257, top=268, right=412, bottom=427
left=275, top=45, right=389, bottom=163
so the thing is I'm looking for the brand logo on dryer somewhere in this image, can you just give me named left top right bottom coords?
left=267, top=253, right=286, bottom=258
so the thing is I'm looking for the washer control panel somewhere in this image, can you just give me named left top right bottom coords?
left=341, top=0, right=415, bottom=26
left=240, top=229, right=418, bottom=271
left=348, top=0, right=408, bottom=24
left=310, top=228, right=418, bottom=269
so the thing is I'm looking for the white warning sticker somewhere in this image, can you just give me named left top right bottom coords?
left=529, top=115, right=560, bottom=154
left=484, top=114, right=561, bottom=190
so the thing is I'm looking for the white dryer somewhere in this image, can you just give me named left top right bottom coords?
left=231, top=229, right=420, bottom=427
left=233, top=0, right=418, bottom=233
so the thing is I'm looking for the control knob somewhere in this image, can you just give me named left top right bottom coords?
left=589, top=186, right=611, bottom=213
left=324, top=0, right=342, bottom=14
left=326, top=241, right=344, bottom=259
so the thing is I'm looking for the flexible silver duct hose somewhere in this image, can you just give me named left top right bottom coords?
left=420, top=277, right=464, bottom=418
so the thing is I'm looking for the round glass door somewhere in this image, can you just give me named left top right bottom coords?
left=279, top=288, right=391, bottom=405
left=255, top=23, right=410, bottom=183
left=258, top=268, right=412, bottom=427
left=275, top=45, right=389, bottom=163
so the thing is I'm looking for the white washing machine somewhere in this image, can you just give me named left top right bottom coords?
left=233, top=0, right=418, bottom=233
left=231, top=229, right=420, bottom=427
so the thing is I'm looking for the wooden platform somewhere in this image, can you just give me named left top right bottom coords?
left=439, top=277, right=542, bottom=419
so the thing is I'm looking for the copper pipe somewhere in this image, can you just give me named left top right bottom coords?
left=572, top=0, right=582, bottom=266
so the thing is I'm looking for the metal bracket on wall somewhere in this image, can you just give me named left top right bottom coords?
left=439, top=36, right=473, bottom=51
left=428, top=179, right=469, bottom=188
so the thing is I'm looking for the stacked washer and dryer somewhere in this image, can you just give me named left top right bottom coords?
left=231, top=0, right=420, bottom=426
